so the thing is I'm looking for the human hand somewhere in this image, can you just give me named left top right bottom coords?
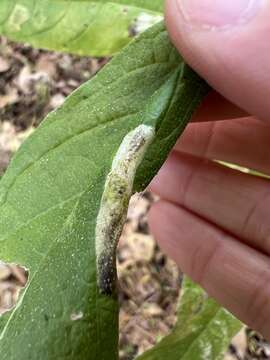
left=149, top=0, right=270, bottom=339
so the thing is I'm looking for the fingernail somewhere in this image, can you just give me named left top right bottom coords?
left=177, top=0, right=263, bottom=30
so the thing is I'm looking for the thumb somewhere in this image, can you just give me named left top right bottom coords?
left=166, top=0, right=270, bottom=121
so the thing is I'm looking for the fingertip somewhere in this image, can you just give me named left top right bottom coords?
left=165, top=0, right=270, bottom=120
left=148, top=200, right=166, bottom=237
left=148, top=200, right=179, bottom=262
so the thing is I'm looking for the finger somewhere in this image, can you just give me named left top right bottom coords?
left=166, top=0, right=270, bottom=121
left=191, top=91, right=247, bottom=122
left=149, top=201, right=270, bottom=339
left=150, top=152, right=270, bottom=254
left=176, top=117, right=270, bottom=175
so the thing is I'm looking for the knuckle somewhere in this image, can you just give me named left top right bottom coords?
left=190, top=241, right=222, bottom=286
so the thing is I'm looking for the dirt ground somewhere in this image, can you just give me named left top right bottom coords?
left=0, top=37, right=269, bottom=360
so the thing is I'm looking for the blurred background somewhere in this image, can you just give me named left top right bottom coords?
left=0, top=36, right=269, bottom=360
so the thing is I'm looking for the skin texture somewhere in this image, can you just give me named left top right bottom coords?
left=149, top=0, right=270, bottom=339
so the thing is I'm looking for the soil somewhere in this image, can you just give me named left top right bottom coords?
left=0, top=37, right=269, bottom=360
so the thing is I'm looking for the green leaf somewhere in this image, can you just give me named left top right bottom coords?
left=137, top=277, right=242, bottom=360
left=58, top=0, right=164, bottom=13
left=0, top=22, right=209, bottom=359
left=0, top=0, right=163, bottom=56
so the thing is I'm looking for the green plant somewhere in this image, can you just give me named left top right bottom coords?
left=0, top=1, right=242, bottom=359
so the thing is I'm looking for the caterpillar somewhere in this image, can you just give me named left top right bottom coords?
left=95, top=124, right=154, bottom=295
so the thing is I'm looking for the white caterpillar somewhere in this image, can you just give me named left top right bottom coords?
left=95, top=124, right=154, bottom=295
